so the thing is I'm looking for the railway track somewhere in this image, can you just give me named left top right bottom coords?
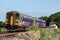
left=0, top=32, right=21, bottom=37
left=0, top=30, right=27, bottom=37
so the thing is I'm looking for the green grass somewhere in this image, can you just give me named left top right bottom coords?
left=26, top=26, right=40, bottom=31
left=0, top=28, right=7, bottom=32
left=54, top=29, right=60, bottom=34
left=48, top=38, right=52, bottom=40
left=39, top=28, right=44, bottom=40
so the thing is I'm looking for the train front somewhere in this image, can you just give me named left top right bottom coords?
left=5, top=11, right=20, bottom=30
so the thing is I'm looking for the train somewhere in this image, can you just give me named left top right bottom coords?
left=5, top=11, right=46, bottom=31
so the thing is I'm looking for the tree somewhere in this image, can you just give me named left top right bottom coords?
left=39, top=16, right=48, bottom=20
left=39, top=12, right=60, bottom=28
left=49, top=12, right=60, bottom=28
left=0, top=21, right=5, bottom=28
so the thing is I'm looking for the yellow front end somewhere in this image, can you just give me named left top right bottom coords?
left=5, top=19, right=9, bottom=25
left=15, top=19, right=20, bottom=26
left=10, top=16, right=14, bottom=26
left=10, top=16, right=20, bottom=26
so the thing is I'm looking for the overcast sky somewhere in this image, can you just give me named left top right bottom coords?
left=0, top=0, right=60, bottom=21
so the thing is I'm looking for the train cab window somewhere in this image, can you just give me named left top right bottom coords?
left=15, top=14, right=19, bottom=19
left=6, top=13, right=10, bottom=19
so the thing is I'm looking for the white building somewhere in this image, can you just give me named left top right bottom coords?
left=49, top=22, right=56, bottom=28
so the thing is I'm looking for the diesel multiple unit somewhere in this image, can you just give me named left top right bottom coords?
left=5, top=11, right=46, bottom=31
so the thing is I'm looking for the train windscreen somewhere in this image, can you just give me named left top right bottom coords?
left=6, top=13, right=10, bottom=19
left=15, top=14, right=19, bottom=19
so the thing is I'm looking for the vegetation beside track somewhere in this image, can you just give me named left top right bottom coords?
left=26, top=27, right=60, bottom=40
left=26, top=27, right=45, bottom=40
left=0, top=26, right=60, bottom=40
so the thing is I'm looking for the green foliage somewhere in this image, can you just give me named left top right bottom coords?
left=54, top=29, right=60, bottom=34
left=0, top=21, right=6, bottom=32
left=54, top=29, right=57, bottom=33
left=39, top=16, right=49, bottom=26
left=26, top=26, right=40, bottom=31
left=0, top=21, right=5, bottom=28
left=39, top=12, right=60, bottom=28
left=49, top=12, right=60, bottom=27
left=39, top=28, right=44, bottom=40
left=1, top=28, right=7, bottom=32
left=48, top=38, right=52, bottom=40
left=39, top=16, right=48, bottom=20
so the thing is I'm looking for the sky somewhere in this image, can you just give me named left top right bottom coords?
left=0, top=0, right=60, bottom=21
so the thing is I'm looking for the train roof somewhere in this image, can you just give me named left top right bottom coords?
left=7, top=11, right=20, bottom=15
left=19, top=12, right=46, bottom=22
left=6, top=11, right=46, bottom=22
left=20, top=13, right=46, bottom=22
left=36, top=19, right=46, bottom=22
left=20, top=13, right=35, bottom=20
